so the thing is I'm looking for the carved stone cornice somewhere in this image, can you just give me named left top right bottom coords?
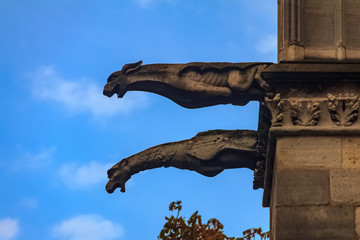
left=264, top=94, right=360, bottom=130
left=262, top=63, right=360, bottom=81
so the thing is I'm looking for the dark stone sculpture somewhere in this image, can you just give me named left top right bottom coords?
left=106, top=130, right=258, bottom=193
left=253, top=103, right=271, bottom=190
left=104, top=61, right=273, bottom=108
left=104, top=61, right=274, bottom=194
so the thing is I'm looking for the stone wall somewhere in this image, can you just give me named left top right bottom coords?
left=278, top=0, right=360, bottom=61
left=271, top=136, right=360, bottom=239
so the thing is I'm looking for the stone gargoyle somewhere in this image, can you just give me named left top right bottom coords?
left=106, top=130, right=258, bottom=193
left=103, top=61, right=273, bottom=108
left=104, top=61, right=273, bottom=193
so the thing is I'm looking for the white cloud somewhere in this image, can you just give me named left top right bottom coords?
left=255, top=34, right=277, bottom=54
left=31, top=66, right=148, bottom=116
left=12, top=147, right=55, bottom=171
left=53, top=214, right=123, bottom=240
left=0, top=218, right=19, bottom=240
left=58, top=161, right=111, bottom=190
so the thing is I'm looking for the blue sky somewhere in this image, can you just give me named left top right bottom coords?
left=0, top=0, right=277, bottom=239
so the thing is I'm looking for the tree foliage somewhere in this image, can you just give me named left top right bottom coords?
left=158, top=201, right=270, bottom=240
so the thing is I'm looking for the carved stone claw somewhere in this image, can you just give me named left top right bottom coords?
left=106, top=130, right=259, bottom=194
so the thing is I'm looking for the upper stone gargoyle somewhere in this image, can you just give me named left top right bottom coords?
left=106, top=130, right=258, bottom=193
left=103, top=61, right=273, bottom=108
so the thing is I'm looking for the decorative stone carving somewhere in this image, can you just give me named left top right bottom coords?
left=327, top=93, right=360, bottom=126
left=103, top=61, right=277, bottom=195
left=253, top=103, right=271, bottom=189
left=264, top=94, right=284, bottom=127
left=290, top=101, right=321, bottom=126
left=253, top=160, right=266, bottom=189
left=106, top=130, right=259, bottom=193
left=103, top=61, right=273, bottom=109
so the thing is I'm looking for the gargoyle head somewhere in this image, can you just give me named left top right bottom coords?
left=105, top=160, right=132, bottom=193
left=103, top=60, right=143, bottom=98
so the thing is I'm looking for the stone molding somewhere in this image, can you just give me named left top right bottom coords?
left=264, top=93, right=360, bottom=129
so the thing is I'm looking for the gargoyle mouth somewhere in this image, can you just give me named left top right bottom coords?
left=103, top=84, right=116, bottom=97
left=106, top=180, right=124, bottom=193
left=103, top=84, right=126, bottom=98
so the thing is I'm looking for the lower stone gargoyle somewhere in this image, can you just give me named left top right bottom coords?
left=106, top=129, right=259, bottom=193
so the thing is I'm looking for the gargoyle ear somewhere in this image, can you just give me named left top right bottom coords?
left=121, top=60, right=143, bottom=74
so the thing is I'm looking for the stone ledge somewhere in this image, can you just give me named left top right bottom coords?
left=271, top=127, right=360, bottom=136
left=263, top=63, right=360, bottom=81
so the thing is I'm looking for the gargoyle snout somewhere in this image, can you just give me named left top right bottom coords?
left=106, top=162, right=131, bottom=193
left=103, top=83, right=117, bottom=97
left=106, top=181, right=127, bottom=193
left=103, top=82, right=127, bottom=98
left=103, top=74, right=128, bottom=98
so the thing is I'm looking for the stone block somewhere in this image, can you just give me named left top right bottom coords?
left=278, top=0, right=360, bottom=61
left=276, top=137, right=341, bottom=170
left=342, top=137, right=360, bottom=169
left=356, top=207, right=360, bottom=239
left=274, top=205, right=355, bottom=240
left=331, top=169, right=360, bottom=203
left=275, top=169, right=329, bottom=206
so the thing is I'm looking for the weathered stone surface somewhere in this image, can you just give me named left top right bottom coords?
left=328, top=94, right=360, bottom=127
left=330, top=169, right=360, bottom=203
left=275, top=169, right=329, bottom=206
left=104, top=61, right=273, bottom=109
left=276, top=136, right=341, bottom=170
left=274, top=205, right=355, bottom=240
left=342, top=137, right=360, bottom=169
left=278, top=0, right=360, bottom=61
left=106, top=130, right=259, bottom=193
left=356, top=207, right=360, bottom=239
